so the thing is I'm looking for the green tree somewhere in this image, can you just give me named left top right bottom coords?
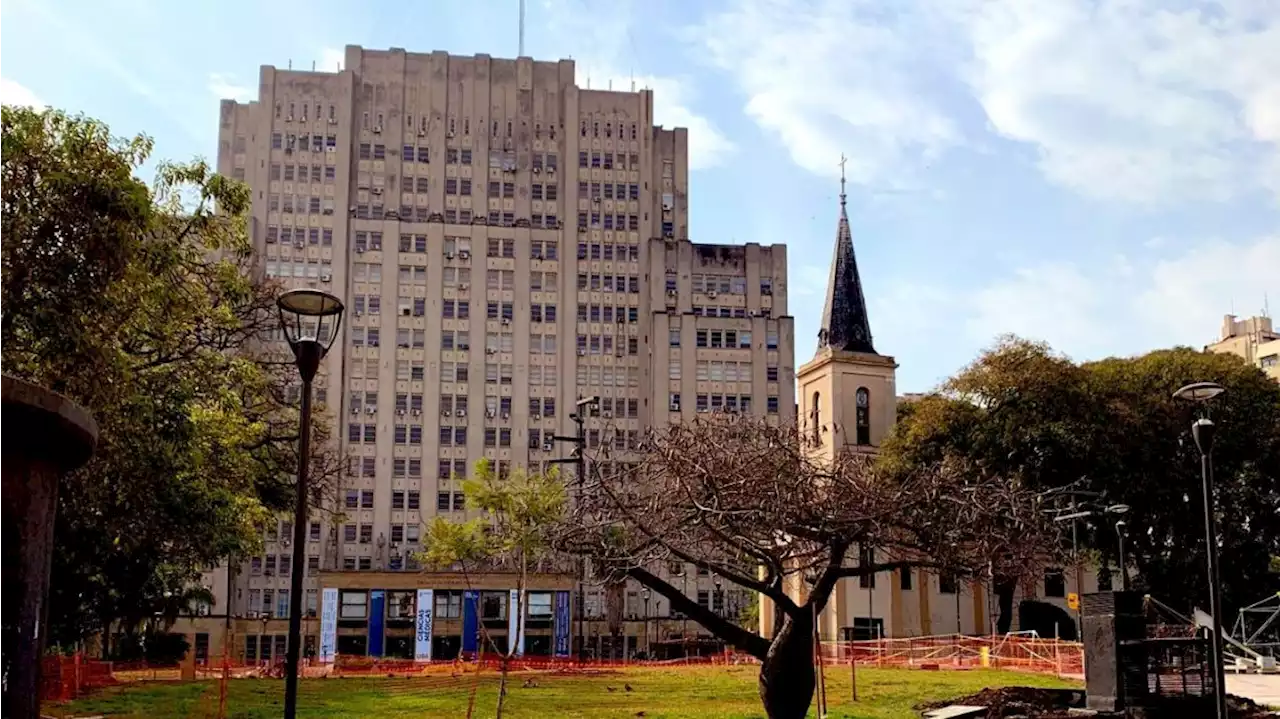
left=881, top=336, right=1280, bottom=625
left=420, top=460, right=567, bottom=717
left=2, top=107, right=337, bottom=650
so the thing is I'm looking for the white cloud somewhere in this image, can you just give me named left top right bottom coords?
left=858, top=235, right=1280, bottom=378
left=319, top=47, right=345, bottom=73
left=697, top=0, right=1280, bottom=204
left=541, top=0, right=734, bottom=170
left=207, top=73, right=253, bottom=102
left=699, top=0, right=958, bottom=187
left=0, top=78, right=44, bottom=108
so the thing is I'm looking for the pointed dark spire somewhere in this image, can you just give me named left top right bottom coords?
left=817, top=155, right=876, bottom=355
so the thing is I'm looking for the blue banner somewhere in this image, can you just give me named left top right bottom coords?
left=462, top=590, right=480, bottom=656
left=368, top=590, right=385, bottom=657
left=553, top=590, right=571, bottom=658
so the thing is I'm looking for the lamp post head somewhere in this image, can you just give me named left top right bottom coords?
left=1191, top=417, right=1216, bottom=456
left=1173, top=381, right=1225, bottom=403
left=276, top=289, right=345, bottom=382
left=1106, top=504, right=1130, bottom=515
left=1114, top=519, right=1127, bottom=536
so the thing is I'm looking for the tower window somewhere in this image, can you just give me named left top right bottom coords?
left=855, top=387, right=871, bottom=446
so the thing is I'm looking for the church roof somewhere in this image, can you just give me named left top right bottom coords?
left=817, top=162, right=876, bottom=355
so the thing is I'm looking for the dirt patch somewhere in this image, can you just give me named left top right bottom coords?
left=916, top=686, right=1276, bottom=718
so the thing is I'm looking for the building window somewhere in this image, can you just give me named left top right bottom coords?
left=1044, top=569, right=1066, bottom=598
left=939, top=572, right=958, bottom=595
left=900, top=567, right=913, bottom=591
left=855, top=387, right=871, bottom=446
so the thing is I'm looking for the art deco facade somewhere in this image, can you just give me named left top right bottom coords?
left=177, top=45, right=794, bottom=662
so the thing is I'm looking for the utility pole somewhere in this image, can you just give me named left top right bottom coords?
left=550, top=396, right=599, bottom=662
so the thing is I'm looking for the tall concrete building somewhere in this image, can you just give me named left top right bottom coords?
left=181, top=45, right=794, bottom=663
left=1207, top=314, right=1280, bottom=383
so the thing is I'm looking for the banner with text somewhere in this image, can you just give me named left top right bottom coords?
left=462, top=590, right=480, bottom=655
left=414, top=589, right=434, bottom=661
left=368, top=590, right=386, bottom=657
left=319, top=587, right=338, bottom=663
left=508, top=589, right=525, bottom=656
left=553, top=590, right=571, bottom=657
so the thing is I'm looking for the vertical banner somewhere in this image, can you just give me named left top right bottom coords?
left=319, top=588, right=338, bottom=663
left=553, top=590, right=571, bottom=658
left=461, top=590, right=480, bottom=656
left=507, top=589, right=525, bottom=656
left=368, top=590, right=386, bottom=657
left=414, top=589, right=434, bottom=661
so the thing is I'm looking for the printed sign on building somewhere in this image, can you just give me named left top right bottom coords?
left=415, top=589, right=434, bottom=661
left=318, top=588, right=338, bottom=663
left=553, top=590, right=571, bottom=658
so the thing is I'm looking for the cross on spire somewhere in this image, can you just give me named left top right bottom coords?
left=838, top=154, right=848, bottom=208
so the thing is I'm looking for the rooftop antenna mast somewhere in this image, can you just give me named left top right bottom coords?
left=518, top=0, right=526, bottom=57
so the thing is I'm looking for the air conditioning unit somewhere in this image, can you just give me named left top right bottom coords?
left=669, top=404, right=680, bottom=412
left=458, top=250, right=471, bottom=260
left=412, top=409, right=422, bottom=416
left=533, top=167, right=541, bottom=174
left=542, top=442, right=554, bottom=451
left=666, top=289, right=677, bottom=297
left=708, top=291, right=717, bottom=299
left=441, top=409, right=451, bottom=417
left=418, top=129, right=426, bottom=137
left=356, top=247, right=366, bottom=254
left=444, top=251, right=455, bottom=259
left=366, top=406, right=376, bottom=415
left=330, top=118, right=338, bottom=125
left=456, top=409, right=466, bottom=418
left=485, top=410, right=496, bottom=419
left=547, top=167, right=555, bottom=174
left=485, top=348, right=496, bottom=355
left=397, top=408, right=406, bottom=416
left=373, top=125, right=383, bottom=134
left=592, top=196, right=601, bottom=203
left=286, top=115, right=294, bottom=123
left=531, top=413, right=541, bottom=420
left=294, top=240, right=306, bottom=249
left=501, top=318, right=511, bottom=326
left=501, top=412, right=510, bottom=420
left=320, top=272, right=332, bottom=282
left=458, top=283, right=469, bottom=290
left=372, top=187, right=383, bottom=195
left=355, top=310, right=363, bottom=317
left=447, top=130, right=456, bottom=138
left=350, top=407, right=360, bottom=415
left=577, top=349, right=587, bottom=356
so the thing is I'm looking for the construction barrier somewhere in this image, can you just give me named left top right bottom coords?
left=40, top=632, right=1083, bottom=712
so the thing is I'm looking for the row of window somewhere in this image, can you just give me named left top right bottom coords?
left=573, top=365, right=642, bottom=388
left=669, top=361, right=763, bottom=383
left=574, top=334, right=640, bottom=356
left=576, top=212, right=640, bottom=231
left=270, top=163, right=337, bottom=183
left=577, top=304, right=640, bottom=324
left=576, top=242, right=641, bottom=263
left=667, top=393, right=778, bottom=414
left=271, top=133, right=337, bottom=152
left=577, top=150, right=640, bottom=168
left=263, top=260, right=333, bottom=280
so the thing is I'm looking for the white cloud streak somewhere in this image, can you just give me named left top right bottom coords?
left=698, top=0, right=1280, bottom=204
left=0, top=78, right=45, bottom=108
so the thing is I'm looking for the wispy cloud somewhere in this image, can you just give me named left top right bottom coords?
left=0, top=78, right=45, bottom=108
left=541, top=0, right=735, bottom=171
left=207, top=73, right=253, bottom=102
left=697, top=0, right=1280, bottom=204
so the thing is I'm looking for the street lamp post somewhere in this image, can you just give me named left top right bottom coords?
left=550, top=396, right=598, bottom=663
left=1173, top=381, right=1228, bottom=719
left=276, top=289, right=344, bottom=719
left=1114, top=520, right=1129, bottom=592
left=641, top=588, right=651, bottom=657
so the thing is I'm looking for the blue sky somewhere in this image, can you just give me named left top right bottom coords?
left=4, top=0, right=1278, bottom=392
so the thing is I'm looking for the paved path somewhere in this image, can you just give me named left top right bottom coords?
left=1226, top=674, right=1280, bottom=709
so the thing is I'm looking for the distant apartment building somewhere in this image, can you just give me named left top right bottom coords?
left=1207, top=314, right=1280, bottom=382
left=174, top=45, right=794, bottom=663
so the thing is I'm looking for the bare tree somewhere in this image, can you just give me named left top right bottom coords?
left=561, top=413, right=1064, bottom=719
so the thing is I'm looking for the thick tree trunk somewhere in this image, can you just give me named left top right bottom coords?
left=757, top=610, right=815, bottom=719
left=994, top=576, right=1017, bottom=634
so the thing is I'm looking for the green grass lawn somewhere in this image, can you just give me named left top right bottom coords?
left=48, top=665, right=1080, bottom=718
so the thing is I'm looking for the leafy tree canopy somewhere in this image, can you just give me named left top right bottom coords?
left=2, top=107, right=330, bottom=649
left=880, top=335, right=1280, bottom=621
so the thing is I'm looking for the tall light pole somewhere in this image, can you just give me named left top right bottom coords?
left=550, top=395, right=598, bottom=662
left=276, top=289, right=344, bottom=719
left=641, top=588, right=651, bottom=657
left=1174, top=381, right=1228, bottom=719
left=1114, top=519, right=1129, bottom=592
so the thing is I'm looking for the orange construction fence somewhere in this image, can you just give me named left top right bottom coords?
left=40, top=633, right=1082, bottom=704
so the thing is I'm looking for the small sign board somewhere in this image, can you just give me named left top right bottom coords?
left=1067, top=592, right=1080, bottom=610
